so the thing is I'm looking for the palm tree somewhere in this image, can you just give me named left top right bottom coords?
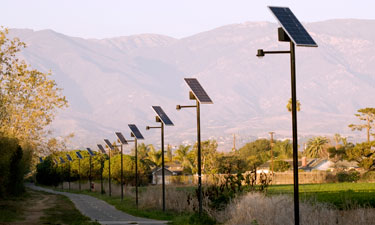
left=304, top=136, right=329, bottom=158
left=286, top=98, right=301, bottom=113
left=147, top=145, right=162, bottom=167
left=173, top=145, right=193, bottom=172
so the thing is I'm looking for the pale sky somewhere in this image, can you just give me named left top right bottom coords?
left=2, top=0, right=375, bottom=39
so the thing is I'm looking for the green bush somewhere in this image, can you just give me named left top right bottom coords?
left=274, top=160, right=291, bottom=172
left=337, top=170, right=360, bottom=183
left=360, top=171, right=375, bottom=182
left=0, top=135, right=30, bottom=197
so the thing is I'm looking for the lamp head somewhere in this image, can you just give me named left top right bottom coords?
left=131, top=133, right=135, bottom=137
left=155, top=116, right=161, bottom=123
left=146, top=126, right=150, bottom=130
left=176, top=105, right=181, bottom=110
left=256, top=49, right=265, bottom=57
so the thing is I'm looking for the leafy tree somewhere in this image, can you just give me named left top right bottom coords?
left=286, top=98, right=301, bottom=113
left=166, top=144, right=173, bottom=162
left=349, top=108, right=375, bottom=143
left=191, top=140, right=219, bottom=174
left=147, top=145, right=162, bottom=167
left=304, top=136, right=330, bottom=158
left=216, top=153, right=247, bottom=174
left=0, top=28, right=68, bottom=146
left=273, top=160, right=291, bottom=172
left=173, top=144, right=193, bottom=174
left=238, top=139, right=271, bottom=171
left=272, top=140, right=293, bottom=159
left=346, top=141, right=375, bottom=171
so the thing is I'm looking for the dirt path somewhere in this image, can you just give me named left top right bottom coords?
left=1, top=189, right=57, bottom=225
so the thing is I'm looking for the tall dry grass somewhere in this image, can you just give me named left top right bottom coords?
left=221, top=193, right=375, bottom=225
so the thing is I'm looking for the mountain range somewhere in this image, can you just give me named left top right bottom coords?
left=9, top=19, right=375, bottom=151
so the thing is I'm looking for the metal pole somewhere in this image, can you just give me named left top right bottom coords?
left=109, top=148, right=112, bottom=196
left=101, top=159, right=104, bottom=194
left=68, top=162, right=71, bottom=190
left=161, top=122, right=166, bottom=211
left=196, top=100, right=202, bottom=215
left=89, top=156, right=92, bottom=191
left=135, top=138, right=138, bottom=208
left=79, top=158, right=81, bottom=191
left=269, top=132, right=274, bottom=175
left=290, top=42, right=300, bottom=225
left=121, top=144, right=124, bottom=201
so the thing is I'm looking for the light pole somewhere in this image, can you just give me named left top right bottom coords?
left=269, top=132, right=275, bottom=176
left=257, top=6, right=318, bottom=225
left=176, top=78, right=213, bottom=216
left=128, top=124, right=145, bottom=208
left=87, top=148, right=96, bottom=192
left=66, top=154, right=73, bottom=190
left=76, top=151, right=83, bottom=191
left=146, top=106, right=174, bottom=211
left=104, top=139, right=114, bottom=197
left=97, top=144, right=106, bottom=195
left=115, top=132, right=129, bottom=201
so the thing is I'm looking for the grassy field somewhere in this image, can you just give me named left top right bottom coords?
left=267, top=182, right=375, bottom=209
left=0, top=192, right=29, bottom=222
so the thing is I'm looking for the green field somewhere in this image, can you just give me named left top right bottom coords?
left=267, top=182, right=375, bottom=209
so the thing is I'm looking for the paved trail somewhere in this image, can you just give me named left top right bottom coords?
left=26, top=184, right=168, bottom=225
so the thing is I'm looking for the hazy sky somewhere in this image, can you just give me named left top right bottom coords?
left=2, top=0, right=375, bottom=39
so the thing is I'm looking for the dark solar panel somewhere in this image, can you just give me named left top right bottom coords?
left=184, top=78, right=213, bottom=104
left=86, top=148, right=95, bottom=156
left=97, top=144, right=106, bottom=154
left=76, top=151, right=83, bottom=159
left=66, top=154, right=73, bottom=161
left=104, top=139, right=114, bottom=150
left=152, top=106, right=174, bottom=126
left=115, top=132, right=128, bottom=144
left=128, top=124, right=144, bottom=140
left=59, top=157, right=65, bottom=163
left=39, top=157, right=43, bottom=163
left=268, top=6, right=317, bottom=47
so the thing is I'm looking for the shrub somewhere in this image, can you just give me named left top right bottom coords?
left=337, top=171, right=360, bottom=183
left=273, top=160, right=291, bottom=172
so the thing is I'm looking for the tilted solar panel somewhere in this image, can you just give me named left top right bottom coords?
left=76, top=151, right=83, bottom=159
left=268, top=6, right=317, bottom=47
left=66, top=154, right=73, bottom=161
left=86, top=148, right=95, bottom=156
left=152, top=106, right=174, bottom=126
left=97, top=144, right=106, bottom=154
left=184, top=78, right=213, bottom=104
left=115, top=132, right=128, bottom=144
left=104, top=139, right=114, bottom=150
left=128, top=124, right=144, bottom=140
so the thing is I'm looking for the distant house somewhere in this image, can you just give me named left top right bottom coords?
left=258, top=158, right=313, bottom=173
left=299, top=158, right=359, bottom=172
left=151, top=164, right=184, bottom=185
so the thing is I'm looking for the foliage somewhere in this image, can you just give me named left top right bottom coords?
left=286, top=98, right=301, bottom=113
left=273, top=160, right=290, bottom=172
left=345, top=141, right=375, bottom=171
left=337, top=170, right=360, bottom=183
left=36, top=156, right=61, bottom=186
left=173, top=144, right=193, bottom=174
left=304, top=136, right=330, bottom=158
left=238, top=139, right=271, bottom=170
left=0, top=27, right=68, bottom=146
left=348, top=107, right=375, bottom=143
left=0, top=135, right=31, bottom=198
left=191, top=140, right=219, bottom=174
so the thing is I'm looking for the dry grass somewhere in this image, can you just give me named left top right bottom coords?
left=139, top=186, right=199, bottom=212
left=221, top=192, right=375, bottom=225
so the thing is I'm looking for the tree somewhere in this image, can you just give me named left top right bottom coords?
left=173, top=145, right=193, bottom=173
left=304, top=136, right=329, bottom=158
left=346, top=141, right=375, bottom=171
left=0, top=27, right=68, bottom=146
left=238, top=139, right=271, bottom=171
left=286, top=98, right=301, bottom=113
left=273, top=160, right=291, bottom=172
left=348, top=108, right=375, bottom=143
left=147, top=145, right=162, bottom=167
left=166, top=144, right=173, bottom=162
left=191, top=140, right=219, bottom=174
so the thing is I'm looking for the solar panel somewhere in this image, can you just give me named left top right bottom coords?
left=39, top=157, right=43, bottom=163
left=86, top=148, right=95, bottom=156
left=184, top=78, right=213, bottom=104
left=59, top=157, right=65, bottom=163
left=104, top=139, right=114, bottom=150
left=97, top=144, right=106, bottom=154
left=76, top=151, right=83, bottom=159
left=115, top=132, right=128, bottom=144
left=268, top=6, right=317, bottom=47
left=152, top=106, right=174, bottom=126
left=66, top=154, right=73, bottom=161
left=128, top=124, right=144, bottom=140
